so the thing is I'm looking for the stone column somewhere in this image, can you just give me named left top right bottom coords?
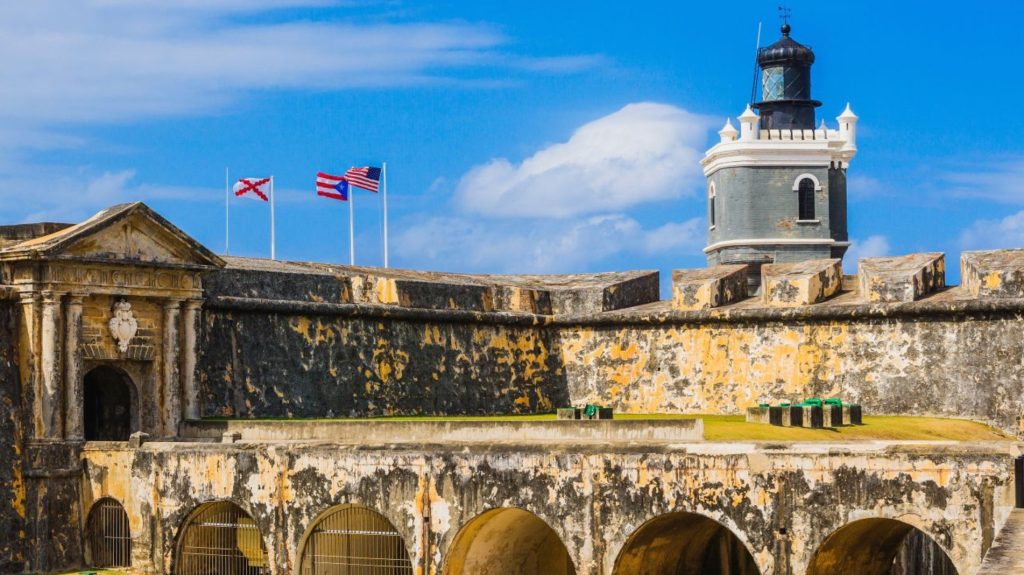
left=162, top=299, right=182, bottom=437
left=63, top=293, right=86, bottom=441
left=19, top=292, right=42, bottom=438
left=39, top=291, right=64, bottom=439
left=180, top=299, right=203, bottom=421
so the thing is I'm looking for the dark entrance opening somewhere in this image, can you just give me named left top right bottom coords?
left=84, top=365, right=134, bottom=441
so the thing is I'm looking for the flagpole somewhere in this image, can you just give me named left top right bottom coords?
left=225, top=167, right=230, bottom=255
left=349, top=184, right=355, bottom=265
left=382, top=161, right=389, bottom=268
left=270, top=176, right=276, bottom=260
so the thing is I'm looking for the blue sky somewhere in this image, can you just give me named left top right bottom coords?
left=4, top=1, right=1024, bottom=291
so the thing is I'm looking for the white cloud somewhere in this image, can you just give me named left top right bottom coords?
left=6, top=169, right=213, bottom=223
left=394, top=214, right=703, bottom=274
left=959, top=210, right=1024, bottom=250
left=846, top=175, right=886, bottom=200
left=844, top=235, right=891, bottom=270
left=0, top=2, right=600, bottom=125
left=453, top=103, right=713, bottom=218
left=943, top=160, right=1024, bottom=204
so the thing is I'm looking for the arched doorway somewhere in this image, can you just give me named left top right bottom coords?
left=84, top=365, right=135, bottom=441
left=85, top=497, right=131, bottom=568
left=443, top=507, right=575, bottom=575
left=807, top=518, right=958, bottom=575
left=612, top=512, right=761, bottom=575
left=175, top=501, right=269, bottom=575
left=298, top=504, right=413, bottom=574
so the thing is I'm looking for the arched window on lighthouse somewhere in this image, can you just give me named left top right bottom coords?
left=797, top=177, right=816, bottom=221
left=708, top=182, right=717, bottom=228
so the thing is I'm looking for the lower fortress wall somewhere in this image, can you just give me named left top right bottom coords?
left=0, top=302, right=27, bottom=573
left=80, top=440, right=1014, bottom=575
left=199, top=298, right=1024, bottom=434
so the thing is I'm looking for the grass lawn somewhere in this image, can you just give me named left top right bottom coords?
left=205, top=414, right=1012, bottom=442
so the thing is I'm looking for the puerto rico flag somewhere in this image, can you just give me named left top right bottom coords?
left=316, top=172, right=349, bottom=201
left=233, top=177, right=271, bottom=201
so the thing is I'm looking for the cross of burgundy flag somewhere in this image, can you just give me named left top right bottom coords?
left=343, top=166, right=382, bottom=192
left=233, top=177, right=271, bottom=201
left=316, top=172, right=349, bottom=201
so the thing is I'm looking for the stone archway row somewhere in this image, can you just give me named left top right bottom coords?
left=160, top=499, right=961, bottom=575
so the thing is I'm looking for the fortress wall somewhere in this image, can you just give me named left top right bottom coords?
left=80, top=441, right=1012, bottom=575
left=560, top=305, right=1024, bottom=432
left=197, top=302, right=569, bottom=418
left=0, top=301, right=27, bottom=573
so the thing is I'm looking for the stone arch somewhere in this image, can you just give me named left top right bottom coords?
left=83, top=364, right=138, bottom=441
left=806, top=517, right=959, bottom=575
left=611, top=511, right=761, bottom=575
left=174, top=500, right=269, bottom=575
left=297, top=503, right=414, bottom=574
left=443, top=507, right=575, bottom=575
left=791, top=172, right=823, bottom=191
left=85, top=497, right=132, bottom=568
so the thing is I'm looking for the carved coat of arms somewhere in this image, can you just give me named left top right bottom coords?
left=109, top=299, right=138, bottom=353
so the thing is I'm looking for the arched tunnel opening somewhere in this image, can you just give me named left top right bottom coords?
left=612, top=511, right=761, bottom=575
left=807, top=518, right=959, bottom=575
left=443, top=507, right=576, bottom=575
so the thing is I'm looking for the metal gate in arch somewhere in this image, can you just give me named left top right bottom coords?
left=86, top=497, right=131, bottom=568
left=299, top=504, right=414, bottom=575
left=175, top=501, right=269, bottom=575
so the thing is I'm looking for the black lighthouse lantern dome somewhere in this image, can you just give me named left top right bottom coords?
left=753, top=23, right=822, bottom=130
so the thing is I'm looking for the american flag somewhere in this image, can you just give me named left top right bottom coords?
left=316, top=172, right=348, bottom=201
left=344, top=166, right=381, bottom=192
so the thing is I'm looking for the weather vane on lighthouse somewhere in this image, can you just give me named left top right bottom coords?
left=778, top=5, right=792, bottom=26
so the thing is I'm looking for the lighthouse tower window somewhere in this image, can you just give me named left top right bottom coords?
left=762, top=66, right=785, bottom=101
left=797, top=178, right=816, bottom=221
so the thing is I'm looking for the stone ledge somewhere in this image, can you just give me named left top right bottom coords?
left=761, top=259, right=843, bottom=307
left=672, top=264, right=748, bottom=311
left=182, top=418, right=705, bottom=444
left=859, top=252, right=945, bottom=303
left=962, top=249, right=1024, bottom=298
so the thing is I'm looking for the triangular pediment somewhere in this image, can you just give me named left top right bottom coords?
left=0, top=203, right=224, bottom=268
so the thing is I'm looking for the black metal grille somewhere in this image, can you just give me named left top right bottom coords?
left=86, top=498, right=131, bottom=567
left=798, top=178, right=816, bottom=220
left=300, top=505, right=414, bottom=575
left=176, top=501, right=269, bottom=575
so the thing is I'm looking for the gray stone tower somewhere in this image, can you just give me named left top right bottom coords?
left=702, top=23, right=857, bottom=284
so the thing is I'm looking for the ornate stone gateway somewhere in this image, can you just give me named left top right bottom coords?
left=0, top=202, right=223, bottom=441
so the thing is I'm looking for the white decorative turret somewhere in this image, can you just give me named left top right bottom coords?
left=719, top=119, right=739, bottom=142
left=837, top=103, right=858, bottom=152
left=738, top=105, right=759, bottom=141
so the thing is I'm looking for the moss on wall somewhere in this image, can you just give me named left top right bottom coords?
left=0, top=302, right=27, bottom=573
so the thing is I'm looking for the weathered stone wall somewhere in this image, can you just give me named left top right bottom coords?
left=0, top=301, right=27, bottom=573
left=559, top=304, right=1024, bottom=432
left=197, top=286, right=1024, bottom=435
left=197, top=301, right=568, bottom=418
left=80, top=440, right=1015, bottom=575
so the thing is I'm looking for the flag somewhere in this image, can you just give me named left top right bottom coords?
left=343, top=166, right=381, bottom=192
left=233, top=177, right=271, bottom=201
left=316, top=172, right=349, bottom=201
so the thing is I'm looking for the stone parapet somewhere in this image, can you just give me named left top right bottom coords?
left=209, top=257, right=659, bottom=316
left=761, top=258, right=843, bottom=307
left=858, top=252, right=945, bottom=303
left=671, top=264, right=748, bottom=311
left=962, top=249, right=1024, bottom=298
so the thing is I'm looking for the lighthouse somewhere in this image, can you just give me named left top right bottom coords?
left=702, top=22, right=858, bottom=287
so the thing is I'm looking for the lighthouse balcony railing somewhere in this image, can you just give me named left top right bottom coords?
left=757, top=128, right=841, bottom=141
